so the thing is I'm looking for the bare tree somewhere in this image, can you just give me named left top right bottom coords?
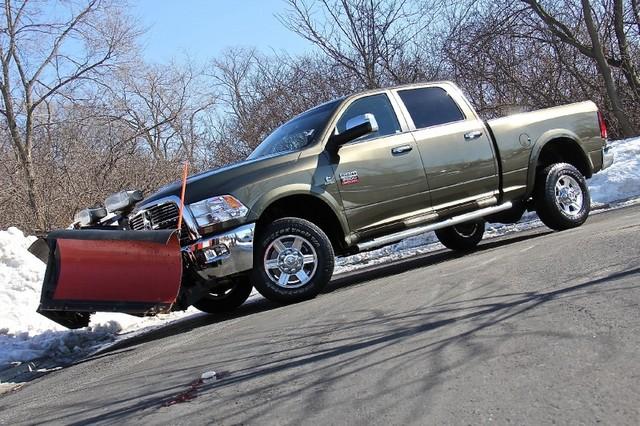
left=613, top=0, right=640, bottom=98
left=443, top=0, right=638, bottom=137
left=0, top=0, right=138, bottom=230
left=521, top=0, right=637, bottom=136
left=279, top=0, right=441, bottom=89
left=106, top=60, right=216, bottom=164
left=2, top=0, right=639, bottom=232
left=211, top=47, right=354, bottom=157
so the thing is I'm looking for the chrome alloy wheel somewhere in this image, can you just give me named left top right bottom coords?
left=263, top=235, right=318, bottom=288
left=554, top=175, right=584, bottom=217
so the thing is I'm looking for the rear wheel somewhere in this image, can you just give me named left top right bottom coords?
left=193, top=275, right=253, bottom=314
left=534, top=163, right=590, bottom=231
left=253, top=218, right=334, bottom=304
left=435, top=220, right=485, bottom=251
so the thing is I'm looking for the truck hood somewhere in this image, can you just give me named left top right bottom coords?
left=141, top=152, right=299, bottom=206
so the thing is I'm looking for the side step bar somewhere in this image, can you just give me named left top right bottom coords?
left=357, top=202, right=513, bottom=252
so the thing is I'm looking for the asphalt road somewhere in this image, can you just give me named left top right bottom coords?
left=1, top=205, right=639, bottom=425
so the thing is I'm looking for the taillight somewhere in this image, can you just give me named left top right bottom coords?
left=598, top=111, right=608, bottom=140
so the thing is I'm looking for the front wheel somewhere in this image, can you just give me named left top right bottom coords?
left=252, top=218, right=334, bottom=304
left=435, top=220, right=485, bottom=251
left=193, top=275, right=253, bottom=314
left=534, top=163, right=590, bottom=231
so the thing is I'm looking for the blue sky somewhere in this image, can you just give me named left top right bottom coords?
left=131, top=0, right=316, bottom=63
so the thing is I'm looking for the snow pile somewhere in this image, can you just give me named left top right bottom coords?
left=0, top=228, right=49, bottom=338
left=0, top=227, right=200, bottom=367
left=589, top=137, right=640, bottom=204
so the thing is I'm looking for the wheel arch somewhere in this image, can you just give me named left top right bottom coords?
left=250, top=189, right=350, bottom=255
left=525, top=131, right=593, bottom=197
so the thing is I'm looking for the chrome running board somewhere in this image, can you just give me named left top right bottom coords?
left=357, top=202, right=513, bottom=252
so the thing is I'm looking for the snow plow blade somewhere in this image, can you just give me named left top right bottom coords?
left=30, top=229, right=182, bottom=329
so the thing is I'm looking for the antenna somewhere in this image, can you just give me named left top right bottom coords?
left=177, top=162, right=189, bottom=232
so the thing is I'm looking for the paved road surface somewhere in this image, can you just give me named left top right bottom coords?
left=1, top=205, right=639, bottom=425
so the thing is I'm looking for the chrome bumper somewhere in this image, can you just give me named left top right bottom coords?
left=183, top=223, right=255, bottom=280
left=602, top=144, right=614, bottom=170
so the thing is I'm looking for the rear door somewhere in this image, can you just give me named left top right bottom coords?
left=393, top=86, right=499, bottom=212
left=332, top=92, right=430, bottom=233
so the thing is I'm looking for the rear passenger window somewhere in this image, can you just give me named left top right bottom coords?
left=398, top=87, right=465, bottom=129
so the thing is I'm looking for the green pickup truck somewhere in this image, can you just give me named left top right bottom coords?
left=40, top=81, right=613, bottom=325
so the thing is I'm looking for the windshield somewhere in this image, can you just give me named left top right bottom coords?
left=247, top=99, right=342, bottom=160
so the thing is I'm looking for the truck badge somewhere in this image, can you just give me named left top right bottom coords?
left=141, top=210, right=153, bottom=230
left=339, top=170, right=359, bottom=185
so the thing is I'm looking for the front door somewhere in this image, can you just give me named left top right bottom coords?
left=332, top=93, right=430, bottom=233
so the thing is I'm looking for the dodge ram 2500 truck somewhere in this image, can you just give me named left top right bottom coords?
left=34, top=81, right=613, bottom=328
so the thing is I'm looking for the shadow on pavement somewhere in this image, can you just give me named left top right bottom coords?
left=53, top=263, right=640, bottom=425
left=3, top=229, right=552, bottom=385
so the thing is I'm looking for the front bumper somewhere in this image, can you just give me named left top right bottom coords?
left=183, top=223, right=255, bottom=280
left=602, top=144, right=614, bottom=170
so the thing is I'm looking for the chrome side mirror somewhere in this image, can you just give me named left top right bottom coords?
left=345, top=113, right=379, bottom=133
left=330, top=113, right=379, bottom=147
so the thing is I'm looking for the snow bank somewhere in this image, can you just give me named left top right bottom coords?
left=0, top=227, right=49, bottom=338
left=589, top=137, right=640, bottom=204
left=0, top=227, right=200, bottom=368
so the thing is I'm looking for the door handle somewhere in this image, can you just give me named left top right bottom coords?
left=464, top=130, right=483, bottom=140
left=391, top=145, right=413, bottom=154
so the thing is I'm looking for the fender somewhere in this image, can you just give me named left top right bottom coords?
left=524, top=129, right=593, bottom=197
left=247, top=183, right=351, bottom=241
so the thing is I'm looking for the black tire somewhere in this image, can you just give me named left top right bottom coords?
left=252, top=217, right=334, bottom=304
left=434, top=220, right=485, bottom=251
left=193, top=275, right=253, bottom=314
left=534, top=163, right=590, bottom=231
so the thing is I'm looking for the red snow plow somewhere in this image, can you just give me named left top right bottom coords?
left=30, top=161, right=262, bottom=328
left=30, top=229, right=183, bottom=329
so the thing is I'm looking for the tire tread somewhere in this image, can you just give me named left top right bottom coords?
left=534, top=162, right=590, bottom=231
left=252, top=217, right=334, bottom=303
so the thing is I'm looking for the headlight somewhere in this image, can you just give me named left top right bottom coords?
left=104, top=190, right=143, bottom=213
left=189, top=195, right=248, bottom=228
left=74, top=207, right=107, bottom=226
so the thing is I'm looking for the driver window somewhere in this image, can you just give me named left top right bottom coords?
left=336, top=93, right=401, bottom=142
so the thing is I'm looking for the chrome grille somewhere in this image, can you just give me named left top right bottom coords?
left=130, top=202, right=191, bottom=244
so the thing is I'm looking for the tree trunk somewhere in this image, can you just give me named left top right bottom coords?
left=581, top=0, right=636, bottom=137
left=632, top=0, right=640, bottom=34
left=22, top=154, right=45, bottom=231
left=0, top=58, right=45, bottom=231
left=613, top=0, right=640, bottom=98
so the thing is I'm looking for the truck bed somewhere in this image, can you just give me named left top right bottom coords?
left=486, top=101, right=603, bottom=201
